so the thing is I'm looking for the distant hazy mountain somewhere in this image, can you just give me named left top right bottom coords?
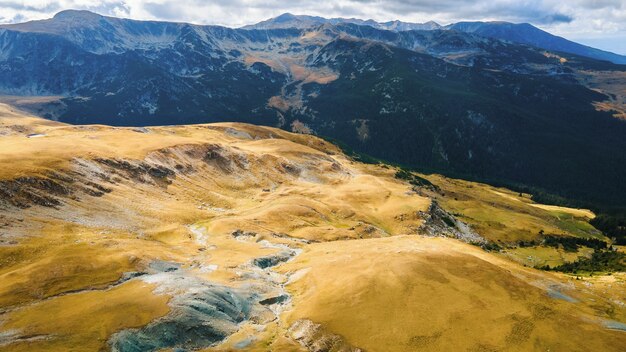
left=447, top=21, right=626, bottom=64
left=243, top=12, right=442, bottom=31
left=1, top=10, right=626, bottom=208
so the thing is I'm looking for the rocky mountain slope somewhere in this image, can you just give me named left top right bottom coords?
left=243, top=13, right=626, bottom=64
left=0, top=104, right=624, bottom=351
left=447, top=21, right=626, bottom=64
left=1, top=10, right=626, bottom=210
left=244, top=13, right=626, bottom=64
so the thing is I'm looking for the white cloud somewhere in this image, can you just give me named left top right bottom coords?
left=1, top=0, right=625, bottom=53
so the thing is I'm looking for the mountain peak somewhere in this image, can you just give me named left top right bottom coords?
left=53, top=9, right=102, bottom=20
left=274, top=13, right=298, bottom=21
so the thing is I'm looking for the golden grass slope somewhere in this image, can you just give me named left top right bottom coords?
left=0, top=104, right=624, bottom=351
left=279, top=236, right=626, bottom=351
left=420, top=174, right=601, bottom=243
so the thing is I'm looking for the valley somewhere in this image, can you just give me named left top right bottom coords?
left=0, top=104, right=624, bottom=351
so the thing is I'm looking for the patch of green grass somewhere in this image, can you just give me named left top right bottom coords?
left=553, top=215, right=601, bottom=237
left=504, top=246, right=594, bottom=268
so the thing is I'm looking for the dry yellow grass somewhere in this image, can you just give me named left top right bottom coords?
left=203, top=172, right=429, bottom=242
left=0, top=106, right=623, bottom=351
left=0, top=220, right=198, bottom=309
left=0, top=103, right=341, bottom=180
left=279, top=236, right=626, bottom=351
left=528, top=203, right=595, bottom=219
left=1, top=280, right=170, bottom=352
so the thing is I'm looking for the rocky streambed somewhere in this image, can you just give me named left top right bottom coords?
left=109, top=230, right=303, bottom=352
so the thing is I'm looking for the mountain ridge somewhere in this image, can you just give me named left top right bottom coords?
left=2, top=10, right=624, bottom=63
left=241, top=12, right=443, bottom=32
left=1, top=10, right=626, bottom=210
left=447, top=21, right=626, bottom=64
left=242, top=12, right=626, bottom=63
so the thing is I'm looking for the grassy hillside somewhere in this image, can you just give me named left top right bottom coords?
left=0, top=105, right=624, bottom=351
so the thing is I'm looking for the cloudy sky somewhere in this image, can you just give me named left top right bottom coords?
left=1, top=0, right=625, bottom=54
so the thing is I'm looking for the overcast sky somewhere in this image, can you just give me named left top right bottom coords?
left=1, top=0, right=625, bottom=54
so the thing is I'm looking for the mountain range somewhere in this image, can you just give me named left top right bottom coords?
left=243, top=12, right=444, bottom=32
left=1, top=10, right=626, bottom=210
left=246, top=13, right=626, bottom=64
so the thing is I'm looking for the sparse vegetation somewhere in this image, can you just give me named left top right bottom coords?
left=542, top=235, right=608, bottom=252
left=480, top=241, right=502, bottom=252
left=590, top=212, right=626, bottom=245
left=394, top=169, right=438, bottom=190
left=418, top=173, right=603, bottom=243
left=516, top=187, right=626, bottom=245
left=543, top=249, right=626, bottom=274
